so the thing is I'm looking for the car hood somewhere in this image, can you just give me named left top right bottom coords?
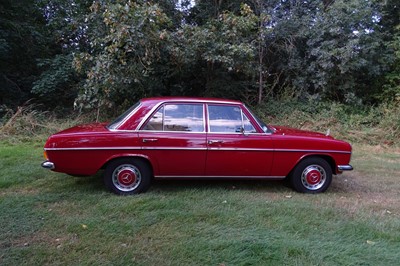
left=54, top=122, right=109, bottom=136
left=270, top=125, right=333, bottom=139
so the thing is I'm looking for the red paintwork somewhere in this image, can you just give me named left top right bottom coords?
left=43, top=97, right=352, bottom=178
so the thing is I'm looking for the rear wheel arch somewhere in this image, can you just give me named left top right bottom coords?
left=103, top=156, right=154, bottom=195
left=102, top=155, right=154, bottom=176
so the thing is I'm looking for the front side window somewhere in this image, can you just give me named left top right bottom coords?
left=208, top=105, right=257, bottom=133
left=142, top=103, right=204, bottom=132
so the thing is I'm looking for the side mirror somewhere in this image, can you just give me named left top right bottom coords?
left=240, top=127, right=249, bottom=136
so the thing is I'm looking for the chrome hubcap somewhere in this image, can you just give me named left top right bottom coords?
left=112, top=164, right=141, bottom=192
left=301, top=164, right=326, bottom=190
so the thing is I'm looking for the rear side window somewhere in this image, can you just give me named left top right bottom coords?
left=108, top=101, right=141, bottom=130
left=142, top=103, right=204, bottom=132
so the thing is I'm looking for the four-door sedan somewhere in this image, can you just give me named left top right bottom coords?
left=42, top=97, right=353, bottom=195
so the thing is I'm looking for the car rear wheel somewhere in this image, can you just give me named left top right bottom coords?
left=290, top=157, right=332, bottom=193
left=104, top=158, right=152, bottom=195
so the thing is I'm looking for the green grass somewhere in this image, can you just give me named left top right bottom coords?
left=0, top=142, right=399, bottom=265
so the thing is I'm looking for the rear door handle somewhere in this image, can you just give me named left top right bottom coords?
left=208, top=140, right=223, bottom=144
left=142, top=138, right=158, bottom=143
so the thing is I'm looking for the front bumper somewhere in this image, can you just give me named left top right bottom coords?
left=338, top=164, right=353, bottom=171
left=41, top=161, right=55, bottom=170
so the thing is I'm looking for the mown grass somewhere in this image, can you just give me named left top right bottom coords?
left=0, top=102, right=399, bottom=265
left=0, top=141, right=399, bottom=265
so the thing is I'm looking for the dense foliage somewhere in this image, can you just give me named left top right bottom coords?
left=1, top=0, right=399, bottom=115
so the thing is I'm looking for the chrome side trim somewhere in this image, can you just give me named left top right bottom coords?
left=44, top=147, right=351, bottom=154
left=154, top=175, right=286, bottom=179
left=142, top=147, right=207, bottom=150
left=275, top=149, right=352, bottom=154
left=208, top=147, right=273, bottom=151
left=338, top=165, right=353, bottom=171
left=44, top=147, right=142, bottom=151
left=41, top=161, right=55, bottom=169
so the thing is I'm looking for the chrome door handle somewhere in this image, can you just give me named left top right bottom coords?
left=208, top=140, right=223, bottom=144
left=142, top=138, right=158, bottom=143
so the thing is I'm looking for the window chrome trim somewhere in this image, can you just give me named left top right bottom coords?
left=207, top=132, right=271, bottom=135
left=108, top=129, right=270, bottom=135
left=137, top=102, right=206, bottom=133
left=207, top=104, right=239, bottom=134
left=134, top=99, right=237, bottom=131
left=242, top=105, right=272, bottom=134
left=135, top=103, right=161, bottom=130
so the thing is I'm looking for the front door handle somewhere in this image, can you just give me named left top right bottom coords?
left=208, top=140, right=223, bottom=144
left=142, top=138, right=158, bottom=143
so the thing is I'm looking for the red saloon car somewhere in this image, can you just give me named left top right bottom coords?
left=42, top=97, right=353, bottom=195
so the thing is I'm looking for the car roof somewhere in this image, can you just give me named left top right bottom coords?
left=140, top=97, right=242, bottom=105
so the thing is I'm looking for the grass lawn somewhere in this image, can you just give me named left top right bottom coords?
left=0, top=141, right=399, bottom=265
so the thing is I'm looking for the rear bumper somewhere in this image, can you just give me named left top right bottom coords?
left=338, top=164, right=353, bottom=171
left=41, top=161, right=55, bottom=170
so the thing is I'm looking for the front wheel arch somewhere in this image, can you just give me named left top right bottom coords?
left=289, top=156, right=333, bottom=193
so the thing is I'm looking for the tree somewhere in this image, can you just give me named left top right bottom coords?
left=73, top=1, right=173, bottom=112
left=265, top=0, right=389, bottom=103
left=0, top=0, right=51, bottom=109
left=31, top=0, right=94, bottom=110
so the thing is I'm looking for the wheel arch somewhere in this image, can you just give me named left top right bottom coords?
left=101, top=155, right=155, bottom=177
left=290, top=154, right=337, bottom=176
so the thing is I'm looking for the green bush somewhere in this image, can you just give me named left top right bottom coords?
left=254, top=99, right=400, bottom=145
left=1, top=100, right=399, bottom=146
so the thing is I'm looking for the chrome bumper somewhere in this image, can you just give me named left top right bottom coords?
left=41, top=161, right=55, bottom=170
left=338, top=164, right=353, bottom=171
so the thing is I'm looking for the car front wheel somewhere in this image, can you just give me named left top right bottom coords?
left=290, top=157, right=332, bottom=193
left=104, top=158, right=152, bottom=195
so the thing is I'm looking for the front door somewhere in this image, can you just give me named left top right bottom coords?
left=205, top=104, right=273, bottom=177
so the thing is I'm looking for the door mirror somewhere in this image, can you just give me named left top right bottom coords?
left=240, top=127, right=249, bottom=136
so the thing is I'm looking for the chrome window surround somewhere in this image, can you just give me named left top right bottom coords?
left=110, top=99, right=268, bottom=135
left=137, top=102, right=207, bottom=133
left=161, top=103, right=205, bottom=132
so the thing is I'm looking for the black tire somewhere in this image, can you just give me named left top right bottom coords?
left=104, top=158, right=152, bottom=195
left=290, top=157, right=332, bottom=193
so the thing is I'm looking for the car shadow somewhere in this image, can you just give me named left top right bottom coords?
left=59, top=174, right=351, bottom=195
left=63, top=174, right=291, bottom=195
left=150, top=178, right=292, bottom=194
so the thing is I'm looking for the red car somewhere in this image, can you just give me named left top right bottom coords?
left=42, top=97, right=353, bottom=195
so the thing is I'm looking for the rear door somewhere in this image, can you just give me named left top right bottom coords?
left=138, top=102, right=207, bottom=177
